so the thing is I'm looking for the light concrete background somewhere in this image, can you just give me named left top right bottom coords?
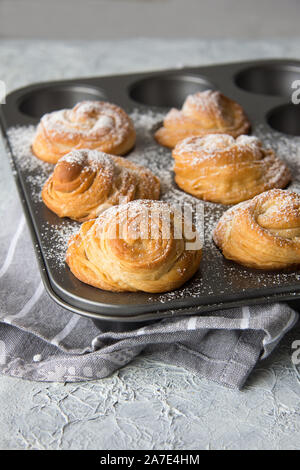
left=0, top=0, right=300, bottom=40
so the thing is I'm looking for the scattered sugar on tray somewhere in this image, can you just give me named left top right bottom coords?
left=130, top=108, right=165, bottom=132
left=7, top=125, right=52, bottom=201
left=7, top=125, right=51, bottom=173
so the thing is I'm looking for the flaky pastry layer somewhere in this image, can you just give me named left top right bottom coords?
left=172, top=134, right=291, bottom=204
left=66, top=200, right=202, bottom=292
left=213, top=189, right=300, bottom=269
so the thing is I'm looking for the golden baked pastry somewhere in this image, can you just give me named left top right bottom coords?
left=42, top=149, right=160, bottom=222
left=213, top=189, right=300, bottom=270
left=66, top=200, right=202, bottom=293
left=32, top=101, right=136, bottom=163
left=172, top=134, right=291, bottom=204
left=155, top=90, right=251, bottom=148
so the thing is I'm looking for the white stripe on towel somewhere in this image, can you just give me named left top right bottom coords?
left=241, top=306, right=250, bottom=329
left=50, top=315, right=80, bottom=346
left=4, top=280, right=44, bottom=324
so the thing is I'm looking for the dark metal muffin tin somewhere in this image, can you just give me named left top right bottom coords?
left=1, top=59, right=300, bottom=330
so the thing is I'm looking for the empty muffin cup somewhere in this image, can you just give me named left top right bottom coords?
left=267, top=103, right=300, bottom=136
left=129, top=74, right=215, bottom=108
left=235, top=64, right=300, bottom=97
left=19, top=85, right=107, bottom=118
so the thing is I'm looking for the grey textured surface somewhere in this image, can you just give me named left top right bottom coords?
left=1, top=38, right=300, bottom=450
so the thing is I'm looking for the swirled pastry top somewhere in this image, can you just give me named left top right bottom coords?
left=66, top=200, right=202, bottom=293
left=213, top=189, right=300, bottom=270
left=32, top=101, right=136, bottom=163
left=42, top=149, right=160, bottom=222
left=172, top=134, right=291, bottom=204
left=155, top=90, right=251, bottom=148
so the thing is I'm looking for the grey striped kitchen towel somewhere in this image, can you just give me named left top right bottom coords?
left=0, top=191, right=298, bottom=389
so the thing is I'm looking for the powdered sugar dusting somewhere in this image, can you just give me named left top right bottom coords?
left=174, top=133, right=262, bottom=162
left=40, top=100, right=131, bottom=143
left=61, top=149, right=115, bottom=174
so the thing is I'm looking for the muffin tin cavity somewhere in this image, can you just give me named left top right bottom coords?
left=235, top=64, right=300, bottom=97
left=129, top=74, right=214, bottom=107
left=19, top=85, right=106, bottom=118
left=267, top=103, right=300, bottom=136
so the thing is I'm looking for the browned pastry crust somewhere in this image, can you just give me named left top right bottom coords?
left=213, top=189, right=300, bottom=270
left=42, top=149, right=160, bottom=222
left=172, top=134, right=291, bottom=204
left=32, top=101, right=136, bottom=163
left=155, top=90, right=251, bottom=148
left=66, top=200, right=202, bottom=293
